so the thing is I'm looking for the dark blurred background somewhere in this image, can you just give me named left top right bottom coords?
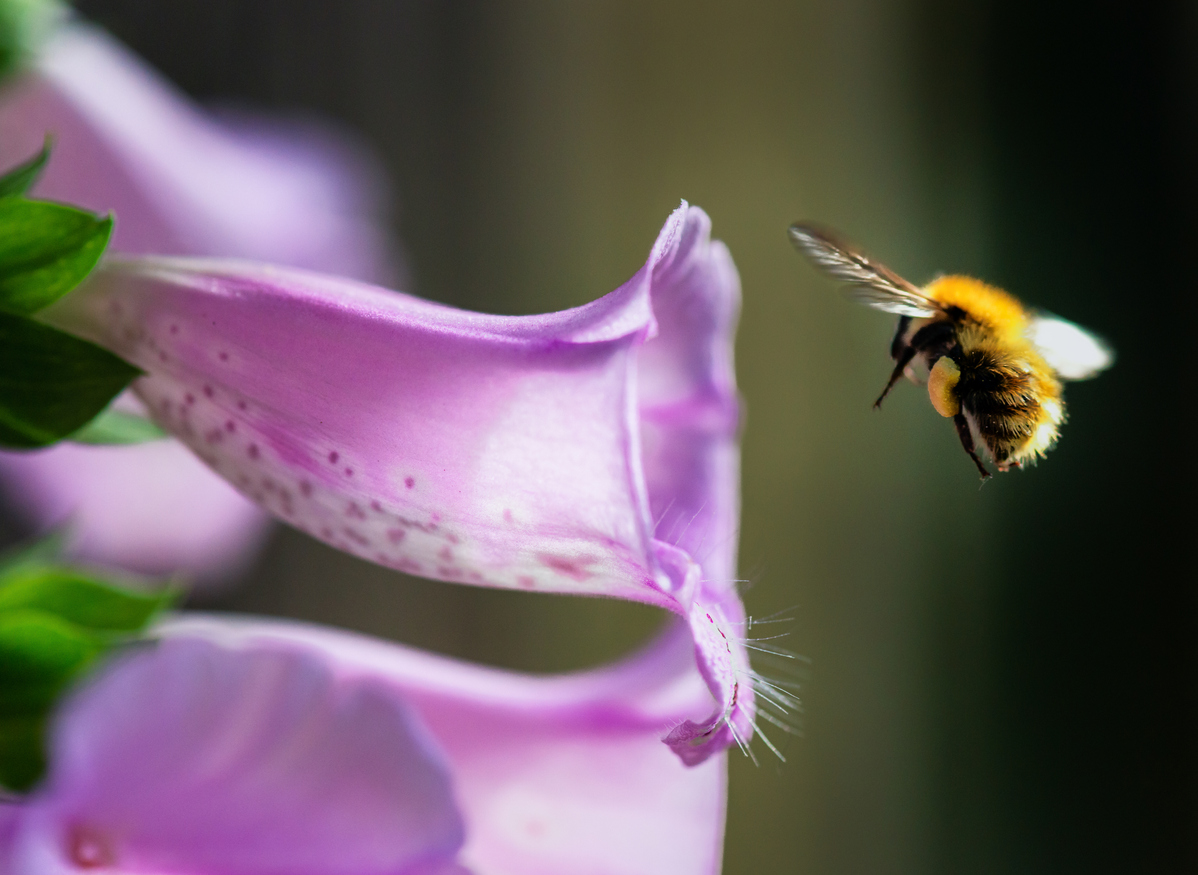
left=41, top=1, right=1198, bottom=872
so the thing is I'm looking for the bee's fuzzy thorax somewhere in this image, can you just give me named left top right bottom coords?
left=923, top=276, right=1028, bottom=339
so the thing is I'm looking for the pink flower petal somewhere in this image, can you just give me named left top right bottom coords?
left=6, top=635, right=464, bottom=875
left=45, top=204, right=755, bottom=763
left=0, top=23, right=398, bottom=578
left=162, top=614, right=728, bottom=875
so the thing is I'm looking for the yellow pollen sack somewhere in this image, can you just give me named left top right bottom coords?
left=927, top=356, right=961, bottom=417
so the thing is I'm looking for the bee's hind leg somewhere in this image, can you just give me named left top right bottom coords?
left=952, top=413, right=991, bottom=480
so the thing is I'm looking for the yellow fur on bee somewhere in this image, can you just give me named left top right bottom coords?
left=1012, top=392, right=1065, bottom=465
left=953, top=323, right=1064, bottom=467
left=923, top=275, right=1029, bottom=341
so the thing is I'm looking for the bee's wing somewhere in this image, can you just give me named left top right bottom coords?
left=1026, top=314, right=1114, bottom=380
left=788, top=222, right=940, bottom=318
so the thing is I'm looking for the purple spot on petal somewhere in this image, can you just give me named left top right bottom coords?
left=218, top=351, right=229, bottom=362
left=538, top=553, right=596, bottom=582
left=404, top=477, right=415, bottom=489
left=370, top=500, right=383, bottom=512
left=344, top=467, right=354, bottom=477
left=247, top=444, right=260, bottom=459
left=438, top=546, right=453, bottom=562
left=184, top=393, right=195, bottom=405
left=159, top=351, right=169, bottom=363
left=238, top=401, right=248, bottom=411
left=503, top=509, right=514, bottom=524
left=203, top=385, right=214, bottom=398
left=346, top=502, right=366, bottom=520
left=343, top=528, right=370, bottom=546
left=328, top=451, right=340, bottom=464
left=300, top=481, right=313, bottom=497
left=517, top=576, right=536, bottom=589
left=225, top=420, right=236, bottom=433
left=68, top=825, right=115, bottom=869
left=387, top=528, right=406, bottom=544
left=169, top=324, right=179, bottom=335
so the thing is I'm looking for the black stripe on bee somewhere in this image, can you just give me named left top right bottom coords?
left=907, top=320, right=957, bottom=361
left=955, top=350, right=1042, bottom=458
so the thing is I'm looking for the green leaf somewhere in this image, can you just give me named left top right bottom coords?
left=0, top=713, right=47, bottom=793
left=0, top=530, right=68, bottom=575
left=0, top=199, right=112, bottom=315
left=0, top=555, right=169, bottom=793
left=0, top=138, right=48, bottom=200
left=0, top=609, right=102, bottom=792
left=0, top=565, right=173, bottom=633
left=0, top=0, right=63, bottom=84
left=0, top=312, right=140, bottom=449
left=70, top=407, right=167, bottom=445
left=0, top=609, right=101, bottom=714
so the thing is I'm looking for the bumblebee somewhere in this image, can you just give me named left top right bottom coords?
left=789, top=223, right=1113, bottom=479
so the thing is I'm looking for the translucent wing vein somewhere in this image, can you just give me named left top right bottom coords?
left=788, top=223, right=938, bottom=318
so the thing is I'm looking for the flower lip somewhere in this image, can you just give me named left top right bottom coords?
left=43, top=203, right=756, bottom=764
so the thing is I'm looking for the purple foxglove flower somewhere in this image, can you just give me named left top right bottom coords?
left=43, top=203, right=761, bottom=764
left=1, top=615, right=727, bottom=875
left=0, top=22, right=397, bottom=579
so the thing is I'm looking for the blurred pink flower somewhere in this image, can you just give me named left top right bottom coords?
left=0, top=439, right=269, bottom=581
left=46, top=203, right=760, bottom=764
left=0, top=22, right=398, bottom=579
left=1, top=615, right=727, bottom=875
left=0, top=23, right=395, bottom=279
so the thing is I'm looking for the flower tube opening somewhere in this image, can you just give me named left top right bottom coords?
left=42, top=203, right=757, bottom=764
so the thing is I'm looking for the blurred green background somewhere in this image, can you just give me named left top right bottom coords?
left=54, top=1, right=1198, bottom=872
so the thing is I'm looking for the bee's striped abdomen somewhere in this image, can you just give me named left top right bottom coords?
left=955, top=342, right=1063, bottom=467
